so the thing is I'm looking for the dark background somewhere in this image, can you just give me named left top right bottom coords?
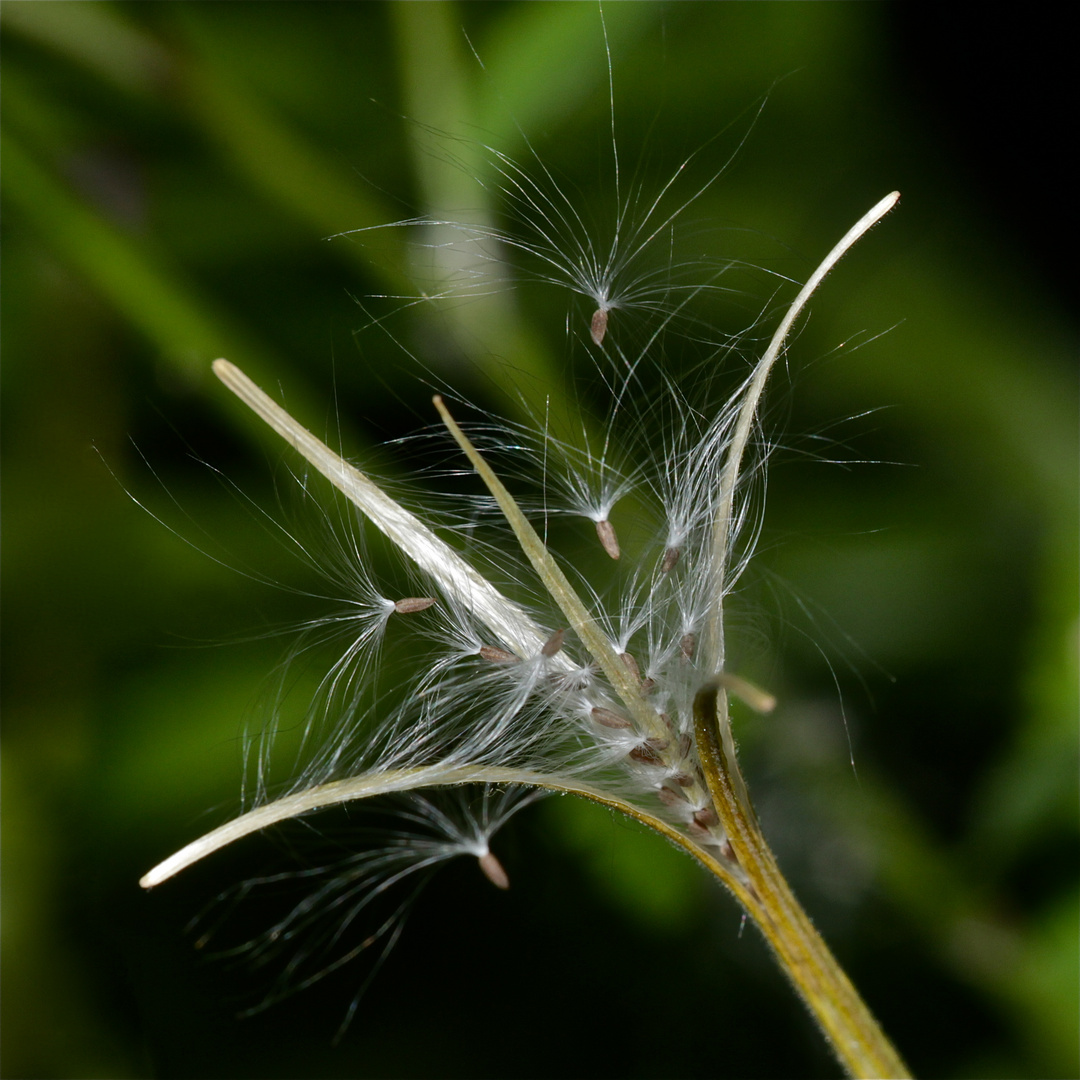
left=3, top=3, right=1076, bottom=1078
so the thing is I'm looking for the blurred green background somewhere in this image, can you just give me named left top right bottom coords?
left=3, top=3, right=1076, bottom=1078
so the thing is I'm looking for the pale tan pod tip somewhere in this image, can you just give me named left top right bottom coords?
left=716, top=672, right=777, bottom=714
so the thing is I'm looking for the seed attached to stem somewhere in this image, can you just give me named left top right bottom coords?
left=629, top=744, right=662, bottom=765
left=629, top=738, right=668, bottom=765
left=688, top=819, right=719, bottom=843
left=656, top=786, right=688, bottom=808
left=591, top=706, right=632, bottom=729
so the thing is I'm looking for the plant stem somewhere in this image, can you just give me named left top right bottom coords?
left=694, top=679, right=911, bottom=1079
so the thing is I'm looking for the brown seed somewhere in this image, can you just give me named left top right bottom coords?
left=639, top=677, right=656, bottom=695
left=479, top=645, right=520, bottom=663
left=394, top=597, right=436, bottom=614
left=590, top=307, right=609, bottom=346
left=656, top=786, right=688, bottom=808
left=680, top=632, right=696, bottom=661
left=628, top=737, right=667, bottom=766
left=719, top=839, right=738, bottom=863
left=595, top=518, right=621, bottom=560
left=673, top=772, right=695, bottom=787
left=591, top=706, right=632, bottom=730
left=478, top=851, right=510, bottom=890
left=629, top=743, right=663, bottom=766
left=540, top=628, right=566, bottom=657
left=661, top=546, right=681, bottom=573
left=619, top=652, right=641, bottom=683
left=693, top=806, right=719, bottom=829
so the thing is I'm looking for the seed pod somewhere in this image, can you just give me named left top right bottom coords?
left=594, top=518, right=620, bottom=559
left=589, top=307, right=609, bottom=345
left=591, top=706, right=632, bottom=730
left=393, top=597, right=436, bottom=614
left=477, top=851, right=510, bottom=890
